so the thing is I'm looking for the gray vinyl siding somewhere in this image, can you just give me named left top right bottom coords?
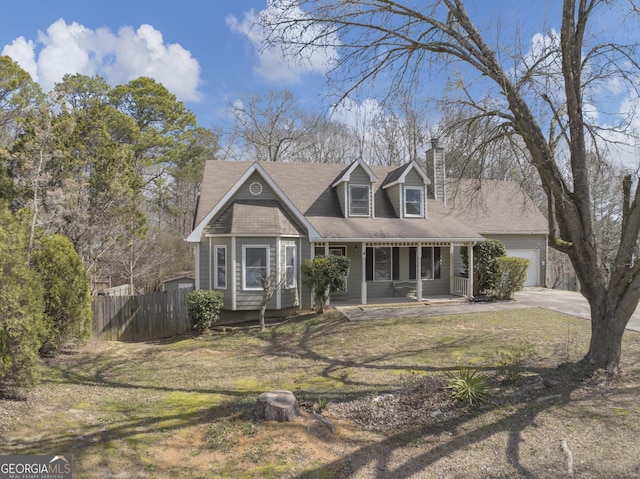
left=452, top=234, right=547, bottom=286
left=345, top=243, right=363, bottom=296
left=404, top=170, right=424, bottom=187
left=485, top=233, right=547, bottom=286
left=335, top=183, right=346, bottom=217
left=199, top=238, right=210, bottom=290
left=234, top=171, right=279, bottom=201
left=422, top=246, right=450, bottom=295
left=234, top=237, right=278, bottom=311
left=350, top=166, right=371, bottom=184
left=453, top=245, right=469, bottom=278
left=386, top=184, right=402, bottom=217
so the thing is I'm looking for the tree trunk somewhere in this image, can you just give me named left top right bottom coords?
left=255, top=390, right=299, bottom=422
left=583, top=294, right=633, bottom=374
left=259, top=303, right=267, bottom=332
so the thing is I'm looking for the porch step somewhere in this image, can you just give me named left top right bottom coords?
left=423, top=296, right=470, bottom=306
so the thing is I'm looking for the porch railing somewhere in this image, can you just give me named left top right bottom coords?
left=452, top=276, right=470, bottom=297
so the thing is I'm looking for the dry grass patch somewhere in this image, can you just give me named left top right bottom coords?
left=1, top=307, right=640, bottom=478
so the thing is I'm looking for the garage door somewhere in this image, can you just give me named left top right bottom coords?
left=506, top=249, right=539, bottom=287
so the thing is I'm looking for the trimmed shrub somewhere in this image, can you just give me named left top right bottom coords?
left=31, top=234, right=93, bottom=353
left=301, top=255, right=351, bottom=313
left=493, top=256, right=529, bottom=300
left=186, top=290, right=224, bottom=331
left=462, top=239, right=507, bottom=295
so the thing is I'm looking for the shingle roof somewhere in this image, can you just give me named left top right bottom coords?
left=446, top=179, right=548, bottom=234
left=193, top=160, right=547, bottom=241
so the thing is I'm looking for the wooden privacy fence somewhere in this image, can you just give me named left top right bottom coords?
left=93, top=289, right=193, bottom=341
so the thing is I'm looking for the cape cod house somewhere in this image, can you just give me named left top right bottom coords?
left=187, top=144, right=548, bottom=321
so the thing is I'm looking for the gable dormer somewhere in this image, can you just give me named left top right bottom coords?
left=382, top=161, right=431, bottom=219
left=332, top=159, right=378, bottom=218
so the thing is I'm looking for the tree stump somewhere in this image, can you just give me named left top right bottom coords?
left=255, top=390, right=299, bottom=422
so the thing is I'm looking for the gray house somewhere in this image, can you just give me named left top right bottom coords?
left=187, top=146, right=548, bottom=320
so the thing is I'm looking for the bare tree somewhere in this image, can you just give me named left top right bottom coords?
left=226, top=89, right=310, bottom=162
left=259, top=272, right=285, bottom=332
left=265, top=0, right=640, bottom=373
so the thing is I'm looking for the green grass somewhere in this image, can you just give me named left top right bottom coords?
left=2, top=307, right=640, bottom=478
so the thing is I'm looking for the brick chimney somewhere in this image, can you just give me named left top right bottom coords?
left=426, top=138, right=446, bottom=205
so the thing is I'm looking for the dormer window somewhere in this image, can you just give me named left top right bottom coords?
left=349, top=184, right=370, bottom=216
left=404, top=186, right=424, bottom=217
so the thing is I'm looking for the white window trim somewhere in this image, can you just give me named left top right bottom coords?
left=285, top=244, right=297, bottom=289
left=214, top=245, right=227, bottom=289
left=349, top=184, right=370, bottom=217
left=242, top=245, right=270, bottom=291
left=404, top=186, right=424, bottom=218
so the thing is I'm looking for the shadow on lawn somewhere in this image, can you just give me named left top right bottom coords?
left=259, top=313, right=639, bottom=478
left=5, top=311, right=638, bottom=478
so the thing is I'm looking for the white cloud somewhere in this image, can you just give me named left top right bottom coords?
left=329, top=97, right=385, bottom=131
left=2, top=37, right=39, bottom=81
left=226, top=1, right=339, bottom=83
left=2, top=19, right=202, bottom=102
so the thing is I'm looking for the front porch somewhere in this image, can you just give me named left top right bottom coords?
left=332, top=293, right=470, bottom=308
left=312, top=241, right=475, bottom=306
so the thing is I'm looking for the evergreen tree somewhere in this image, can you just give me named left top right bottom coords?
left=0, top=203, right=45, bottom=389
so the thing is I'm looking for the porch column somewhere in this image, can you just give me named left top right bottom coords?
left=231, top=237, right=237, bottom=310
left=467, top=243, right=474, bottom=300
left=194, top=243, right=200, bottom=290
left=276, top=236, right=282, bottom=310
left=360, top=242, right=367, bottom=304
left=416, top=243, right=423, bottom=301
left=310, top=243, right=315, bottom=309
left=449, top=244, right=455, bottom=295
left=324, top=242, right=330, bottom=306
left=208, top=237, right=212, bottom=290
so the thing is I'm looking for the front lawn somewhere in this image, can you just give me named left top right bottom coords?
left=2, top=307, right=640, bottom=478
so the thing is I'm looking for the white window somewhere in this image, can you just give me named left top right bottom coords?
left=421, top=247, right=434, bottom=279
left=349, top=184, right=370, bottom=216
left=374, top=247, right=391, bottom=281
left=285, top=245, right=297, bottom=289
left=404, top=187, right=423, bottom=217
left=214, top=246, right=227, bottom=289
left=243, top=245, right=269, bottom=290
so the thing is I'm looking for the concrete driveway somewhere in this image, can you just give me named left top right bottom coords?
left=514, top=288, right=640, bottom=333
left=336, top=287, right=640, bottom=333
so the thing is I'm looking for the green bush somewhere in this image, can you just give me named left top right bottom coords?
left=493, top=256, right=529, bottom=300
left=462, top=239, right=507, bottom=295
left=444, top=366, right=492, bottom=406
left=31, top=234, right=93, bottom=353
left=186, top=290, right=224, bottom=331
left=301, top=255, right=351, bottom=313
left=0, top=204, right=46, bottom=389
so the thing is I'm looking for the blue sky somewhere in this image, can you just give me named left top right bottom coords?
left=0, top=0, right=331, bottom=129
left=1, top=0, right=638, bottom=166
left=0, top=1, right=563, bottom=129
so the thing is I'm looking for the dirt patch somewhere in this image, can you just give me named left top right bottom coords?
left=2, top=309, right=640, bottom=478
